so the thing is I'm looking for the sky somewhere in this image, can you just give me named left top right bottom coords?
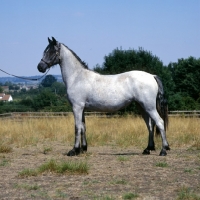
left=0, top=0, right=199, bottom=77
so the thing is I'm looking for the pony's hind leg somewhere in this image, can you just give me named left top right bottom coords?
left=147, top=110, right=170, bottom=156
left=141, top=110, right=156, bottom=155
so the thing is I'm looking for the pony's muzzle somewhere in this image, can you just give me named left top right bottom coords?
left=37, top=62, right=47, bottom=73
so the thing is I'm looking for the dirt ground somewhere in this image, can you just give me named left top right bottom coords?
left=0, top=142, right=200, bottom=200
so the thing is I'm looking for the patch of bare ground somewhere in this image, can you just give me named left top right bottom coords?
left=0, top=142, right=200, bottom=200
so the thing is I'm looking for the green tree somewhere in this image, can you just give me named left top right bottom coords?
left=41, top=75, right=57, bottom=87
left=168, top=57, right=200, bottom=100
left=96, top=47, right=165, bottom=75
left=32, top=89, right=57, bottom=111
left=20, top=97, right=33, bottom=107
left=51, top=82, right=66, bottom=96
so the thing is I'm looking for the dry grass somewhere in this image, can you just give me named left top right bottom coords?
left=0, top=116, right=200, bottom=150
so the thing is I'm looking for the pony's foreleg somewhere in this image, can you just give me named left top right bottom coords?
left=141, top=112, right=155, bottom=155
left=67, top=106, right=85, bottom=156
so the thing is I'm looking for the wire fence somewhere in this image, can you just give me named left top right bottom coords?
left=0, top=111, right=200, bottom=119
left=168, top=110, right=200, bottom=117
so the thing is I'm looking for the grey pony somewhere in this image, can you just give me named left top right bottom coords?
left=37, top=37, right=170, bottom=156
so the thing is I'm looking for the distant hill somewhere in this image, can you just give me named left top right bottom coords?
left=0, top=75, right=63, bottom=85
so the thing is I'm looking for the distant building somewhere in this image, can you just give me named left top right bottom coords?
left=0, top=93, right=13, bottom=102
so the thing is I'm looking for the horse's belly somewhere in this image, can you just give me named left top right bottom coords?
left=85, top=95, right=133, bottom=112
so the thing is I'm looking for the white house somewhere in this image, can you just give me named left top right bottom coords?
left=0, top=93, right=13, bottom=102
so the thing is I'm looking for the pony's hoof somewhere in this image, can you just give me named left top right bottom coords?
left=67, top=150, right=76, bottom=156
left=166, top=146, right=170, bottom=151
left=159, top=149, right=167, bottom=156
left=81, top=145, right=87, bottom=152
left=65, top=147, right=80, bottom=156
left=142, top=149, right=150, bottom=155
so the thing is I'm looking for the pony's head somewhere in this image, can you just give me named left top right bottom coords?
left=37, top=37, right=60, bottom=73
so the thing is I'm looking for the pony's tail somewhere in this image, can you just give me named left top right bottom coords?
left=154, top=75, right=168, bottom=135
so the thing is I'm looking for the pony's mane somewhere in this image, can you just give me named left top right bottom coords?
left=62, top=43, right=88, bottom=69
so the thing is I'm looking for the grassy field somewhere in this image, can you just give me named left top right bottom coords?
left=0, top=115, right=200, bottom=151
left=0, top=116, right=200, bottom=199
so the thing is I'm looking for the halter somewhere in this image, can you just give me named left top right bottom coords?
left=41, top=43, right=61, bottom=68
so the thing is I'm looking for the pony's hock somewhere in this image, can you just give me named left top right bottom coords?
left=37, top=37, right=170, bottom=156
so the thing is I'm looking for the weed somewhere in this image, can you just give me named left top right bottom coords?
left=102, top=196, right=115, bottom=200
left=117, top=156, right=130, bottom=162
left=0, top=144, right=12, bottom=153
left=155, top=162, right=168, bottom=167
left=184, top=168, right=193, bottom=173
left=110, top=179, right=127, bottom=185
left=104, top=197, right=115, bottom=200
left=56, top=159, right=89, bottom=174
left=123, top=192, right=139, bottom=199
left=176, top=186, right=200, bottom=200
left=14, top=183, right=40, bottom=190
left=83, top=181, right=90, bottom=185
left=18, top=168, right=38, bottom=178
left=94, top=196, right=115, bottom=200
left=56, top=189, right=68, bottom=198
left=36, top=190, right=50, bottom=198
left=37, top=159, right=58, bottom=173
left=43, top=146, right=52, bottom=154
left=116, top=179, right=127, bottom=184
left=0, top=158, right=9, bottom=167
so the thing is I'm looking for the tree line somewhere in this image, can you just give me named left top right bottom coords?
left=0, top=47, right=199, bottom=113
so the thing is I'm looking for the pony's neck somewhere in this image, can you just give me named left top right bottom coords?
left=59, top=44, right=85, bottom=87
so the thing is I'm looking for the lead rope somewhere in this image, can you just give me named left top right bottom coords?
left=0, top=68, right=50, bottom=81
left=0, top=43, right=61, bottom=81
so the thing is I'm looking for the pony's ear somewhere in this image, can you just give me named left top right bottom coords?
left=52, top=37, right=57, bottom=45
left=48, top=37, right=52, bottom=44
left=48, top=37, right=52, bottom=43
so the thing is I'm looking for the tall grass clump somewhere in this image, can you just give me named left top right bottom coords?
left=18, top=159, right=89, bottom=177
left=0, top=144, right=12, bottom=153
left=37, top=159, right=89, bottom=174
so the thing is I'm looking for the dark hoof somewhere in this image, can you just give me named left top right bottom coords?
left=166, top=146, right=170, bottom=151
left=81, top=145, right=87, bottom=153
left=65, top=147, right=80, bottom=156
left=149, top=146, right=156, bottom=151
left=67, top=149, right=76, bottom=156
left=159, top=149, right=167, bottom=156
left=142, top=149, right=150, bottom=155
